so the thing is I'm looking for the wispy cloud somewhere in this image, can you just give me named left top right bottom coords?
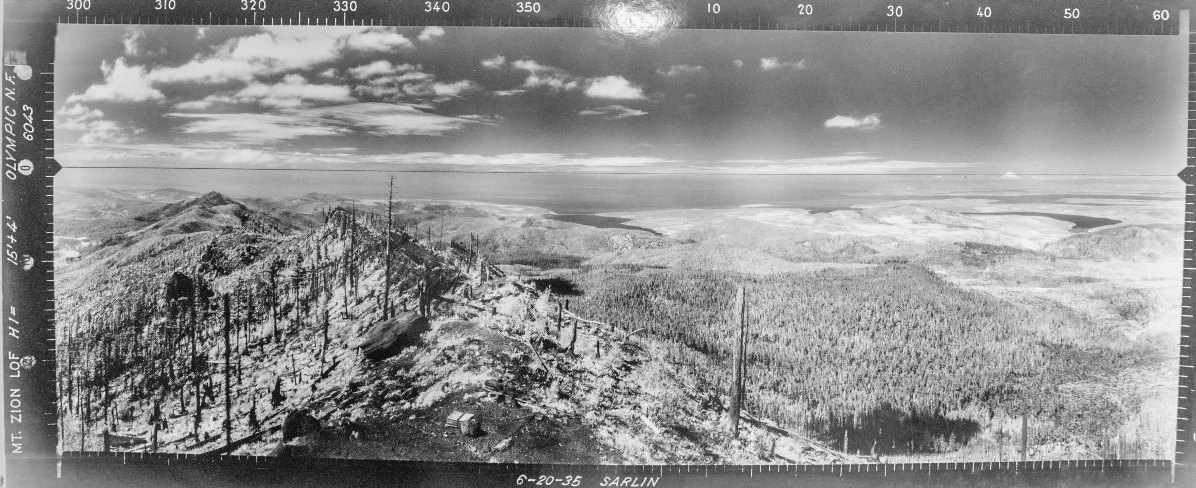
left=760, top=57, right=808, bottom=71
left=716, top=155, right=975, bottom=174
left=348, top=60, right=406, bottom=79
left=578, top=105, right=648, bottom=120
left=656, top=64, right=702, bottom=77
left=164, top=102, right=482, bottom=143
left=824, top=113, right=882, bottom=130
left=230, top=74, right=355, bottom=108
left=165, top=112, right=349, bottom=142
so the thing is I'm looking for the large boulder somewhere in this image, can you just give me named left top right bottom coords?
left=281, top=410, right=322, bottom=443
left=270, top=409, right=322, bottom=458
left=352, top=312, right=431, bottom=361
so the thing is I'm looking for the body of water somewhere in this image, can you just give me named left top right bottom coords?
left=963, top=212, right=1122, bottom=231
left=60, top=169, right=1182, bottom=215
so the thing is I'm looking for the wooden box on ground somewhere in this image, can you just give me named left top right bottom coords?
left=445, top=411, right=481, bottom=437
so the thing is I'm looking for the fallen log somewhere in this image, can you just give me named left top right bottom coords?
left=350, top=312, right=430, bottom=361
left=622, top=328, right=646, bottom=341
left=318, top=358, right=341, bottom=381
left=563, top=311, right=609, bottom=327
left=202, top=425, right=280, bottom=456
left=437, top=295, right=496, bottom=313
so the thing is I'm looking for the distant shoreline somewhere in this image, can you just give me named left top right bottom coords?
left=544, top=214, right=663, bottom=236
left=963, top=211, right=1121, bottom=231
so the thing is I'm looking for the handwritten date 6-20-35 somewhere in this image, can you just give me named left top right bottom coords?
left=515, top=475, right=582, bottom=486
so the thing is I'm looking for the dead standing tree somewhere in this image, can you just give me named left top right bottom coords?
left=725, top=286, right=748, bottom=438
left=223, top=294, right=232, bottom=447
left=383, top=175, right=395, bottom=320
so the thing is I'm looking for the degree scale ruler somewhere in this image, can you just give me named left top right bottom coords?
left=1, top=0, right=1193, bottom=487
left=4, top=0, right=1189, bottom=34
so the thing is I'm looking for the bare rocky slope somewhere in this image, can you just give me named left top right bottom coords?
left=56, top=192, right=860, bottom=464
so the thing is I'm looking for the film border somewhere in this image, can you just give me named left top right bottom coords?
left=1, top=1, right=1192, bottom=486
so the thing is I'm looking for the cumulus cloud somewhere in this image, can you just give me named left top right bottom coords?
left=57, top=103, right=144, bottom=144
left=824, top=113, right=883, bottom=130
left=67, top=59, right=164, bottom=103
left=480, top=55, right=506, bottom=69
left=656, top=64, right=702, bottom=77
left=578, top=105, right=648, bottom=120
left=511, top=59, right=550, bottom=73
left=760, top=57, right=808, bottom=71
left=144, top=31, right=340, bottom=85
left=349, top=64, right=474, bottom=101
left=584, top=76, right=647, bottom=100
left=511, top=59, right=580, bottom=92
left=139, top=28, right=411, bottom=86
left=429, top=80, right=478, bottom=97
left=417, top=26, right=445, bottom=42
left=343, top=28, right=415, bottom=52
left=122, top=30, right=147, bottom=56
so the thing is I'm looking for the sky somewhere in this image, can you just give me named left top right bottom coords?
left=54, top=25, right=1187, bottom=176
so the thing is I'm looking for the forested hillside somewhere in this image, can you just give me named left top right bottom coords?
left=570, top=264, right=1165, bottom=457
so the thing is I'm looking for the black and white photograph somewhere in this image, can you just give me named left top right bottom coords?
left=51, top=24, right=1185, bottom=464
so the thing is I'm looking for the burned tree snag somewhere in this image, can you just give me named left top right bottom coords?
left=568, top=317, right=578, bottom=356
left=223, top=294, right=232, bottom=447
left=383, top=175, right=395, bottom=320
left=321, top=306, right=331, bottom=367
left=727, top=286, right=747, bottom=438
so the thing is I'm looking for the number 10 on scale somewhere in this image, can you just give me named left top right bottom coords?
left=705, top=4, right=813, bottom=15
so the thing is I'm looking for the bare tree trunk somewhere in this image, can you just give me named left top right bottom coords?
left=271, top=270, right=279, bottom=343
left=997, top=425, right=1003, bottom=462
left=568, top=317, right=578, bottom=356
left=80, top=375, right=88, bottom=452
left=151, top=400, right=160, bottom=452
left=194, top=377, right=202, bottom=439
left=321, top=306, right=330, bottom=367
left=383, top=175, right=394, bottom=320
left=1020, top=415, right=1029, bottom=461
left=727, top=286, right=747, bottom=438
left=223, top=294, right=232, bottom=447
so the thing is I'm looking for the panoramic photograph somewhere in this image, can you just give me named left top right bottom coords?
left=52, top=25, right=1184, bottom=463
